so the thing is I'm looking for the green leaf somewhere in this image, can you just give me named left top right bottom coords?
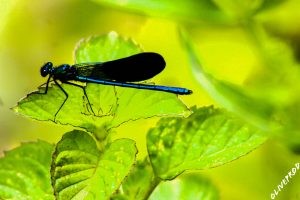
left=179, top=29, right=276, bottom=131
left=91, top=0, right=228, bottom=24
left=111, top=158, right=158, bottom=200
left=13, top=32, right=190, bottom=133
left=212, top=0, right=262, bottom=20
left=241, top=24, right=300, bottom=149
left=212, top=0, right=287, bottom=20
left=0, top=141, right=54, bottom=200
left=255, top=0, right=287, bottom=13
left=149, top=174, right=219, bottom=200
left=74, top=32, right=142, bottom=63
left=147, top=106, right=267, bottom=179
left=51, top=130, right=137, bottom=199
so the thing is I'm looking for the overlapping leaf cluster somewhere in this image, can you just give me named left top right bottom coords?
left=2, top=31, right=269, bottom=199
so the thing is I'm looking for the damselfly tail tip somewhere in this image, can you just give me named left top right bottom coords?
left=187, top=89, right=193, bottom=94
left=180, top=88, right=193, bottom=95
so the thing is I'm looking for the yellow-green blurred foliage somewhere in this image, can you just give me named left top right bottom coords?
left=1, top=0, right=300, bottom=199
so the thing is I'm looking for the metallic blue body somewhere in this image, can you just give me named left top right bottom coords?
left=76, top=76, right=191, bottom=95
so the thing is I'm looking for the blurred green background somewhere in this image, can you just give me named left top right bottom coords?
left=1, top=0, right=300, bottom=199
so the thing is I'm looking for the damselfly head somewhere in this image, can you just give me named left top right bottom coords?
left=40, top=62, right=53, bottom=77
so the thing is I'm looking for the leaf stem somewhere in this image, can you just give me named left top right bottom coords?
left=143, top=176, right=161, bottom=200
